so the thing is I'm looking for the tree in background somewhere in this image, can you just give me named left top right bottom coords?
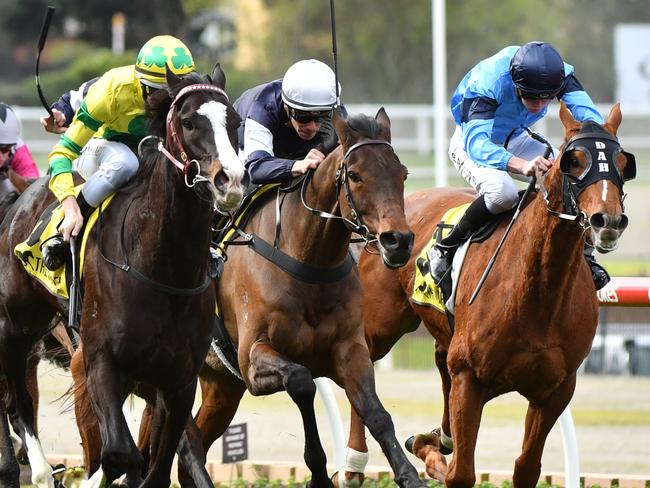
left=1, top=0, right=650, bottom=104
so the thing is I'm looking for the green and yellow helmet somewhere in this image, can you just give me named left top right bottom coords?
left=135, top=35, right=195, bottom=89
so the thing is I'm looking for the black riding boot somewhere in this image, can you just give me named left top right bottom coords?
left=427, top=195, right=493, bottom=285
left=584, top=244, right=611, bottom=290
left=42, top=192, right=95, bottom=271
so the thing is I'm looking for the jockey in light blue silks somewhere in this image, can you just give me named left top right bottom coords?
left=428, top=41, right=610, bottom=290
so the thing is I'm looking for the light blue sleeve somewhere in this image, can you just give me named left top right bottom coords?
left=462, top=118, right=512, bottom=170
left=561, top=90, right=604, bottom=124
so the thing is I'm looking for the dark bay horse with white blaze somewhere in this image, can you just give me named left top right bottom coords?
left=0, top=65, right=247, bottom=488
left=181, top=109, right=426, bottom=488
left=343, top=103, right=633, bottom=488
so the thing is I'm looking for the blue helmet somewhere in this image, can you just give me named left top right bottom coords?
left=509, top=41, right=566, bottom=99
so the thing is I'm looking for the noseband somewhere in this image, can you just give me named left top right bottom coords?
left=300, top=139, right=394, bottom=246
left=139, top=83, right=230, bottom=187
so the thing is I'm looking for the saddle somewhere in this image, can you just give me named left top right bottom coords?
left=14, top=186, right=115, bottom=300
left=411, top=201, right=516, bottom=331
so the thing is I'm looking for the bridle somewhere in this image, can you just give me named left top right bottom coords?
left=138, top=83, right=230, bottom=188
left=300, top=138, right=394, bottom=248
left=538, top=122, right=634, bottom=231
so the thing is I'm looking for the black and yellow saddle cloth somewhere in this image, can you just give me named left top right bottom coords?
left=411, top=198, right=519, bottom=318
left=13, top=185, right=115, bottom=299
left=411, top=203, right=471, bottom=312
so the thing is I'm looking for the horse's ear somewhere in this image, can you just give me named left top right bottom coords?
left=559, top=101, right=580, bottom=133
left=165, top=63, right=182, bottom=91
left=333, top=109, right=352, bottom=149
left=604, top=102, right=622, bottom=136
left=375, top=107, right=391, bottom=142
left=211, top=63, right=227, bottom=90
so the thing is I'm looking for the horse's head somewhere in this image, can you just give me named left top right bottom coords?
left=332, top=108, right=414, bottom=268
left=553, top=102, right=634, bottom=252
left=158, top=64, right=247, bottom=213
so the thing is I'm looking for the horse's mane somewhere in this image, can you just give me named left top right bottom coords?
left=347, top=113, right=382, bottom=139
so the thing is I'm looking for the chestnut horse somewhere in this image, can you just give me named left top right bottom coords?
left=343, top=103, right=633, bottom=488
left=0, top=65, right=247, bottom=488
left=173, top=109, right=428, bottom=488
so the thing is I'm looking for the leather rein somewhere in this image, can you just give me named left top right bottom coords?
left=301, top=138, right=394, bottom=248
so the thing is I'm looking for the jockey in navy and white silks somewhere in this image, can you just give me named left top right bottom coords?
left=428, top=41, right=610, bottom=290
left=40, top=78, right=99, bottom=134
left=235, top=59, right=345, bottom=185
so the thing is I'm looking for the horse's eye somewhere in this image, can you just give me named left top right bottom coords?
left=569, top=157, right=580, bottom=169
left=402, top=165, right=409, bottom=181
left=347, top=171, right=362, bottom=183
left=182, top=119, right=194, bottom=130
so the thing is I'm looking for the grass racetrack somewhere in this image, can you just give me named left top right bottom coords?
left=33, top=363, right=650, bottom=479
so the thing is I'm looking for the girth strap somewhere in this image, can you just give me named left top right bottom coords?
left=233, top=227, right=354, bottom=284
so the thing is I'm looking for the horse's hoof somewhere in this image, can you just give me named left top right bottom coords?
left=404, top=434, right=416, bottom=454
left=430, top=427, right=453, bottom=455
left=330, top=471, right=364, bottom=488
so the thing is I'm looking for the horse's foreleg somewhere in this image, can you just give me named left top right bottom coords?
left=404, top=344, right=451, bottom=482
left=0, top=402, right=20, bottom=488
left=71, top=348, right=102, bottom=475
left=84, top=352, right=142, bottom=486
left=338, top=408, right=369, bottom=486
left=136, top=402, right=153, bottom=475
left=177, top=367, right=246, bottom=487
left=141, top=379, right=200, bottom=488
left=513, top=374, right=577, bottom=488
left=0, top=331, right=53, bottom=488
left=445, top=368, right=486, bottom=488
left=249, top=342, right=332, bottom=488
left=334, top=341, right=425, bottom=488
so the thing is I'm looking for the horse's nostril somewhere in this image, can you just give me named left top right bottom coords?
left=214, top=170, right=229, bottom=191
left=589, top=213, right=606, bottom=230
left=379, top=232, right=398, bottom=250
left=379, top=231, right=414, bottom=251
left=617, top=214, right=629, bottom=231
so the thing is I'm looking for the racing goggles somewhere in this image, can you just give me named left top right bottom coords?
left=289, top=108, right=330, bottom=124
left=0, top=144, right=16, bottom=153
left=518, top=88, right=557, bottom=101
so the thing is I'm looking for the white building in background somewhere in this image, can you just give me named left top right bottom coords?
left=614, top=24, right=650, bottom=105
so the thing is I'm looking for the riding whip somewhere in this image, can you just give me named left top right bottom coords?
left=468, top=131, right=553, bottom=305
left=68, top=236, right=80, bottom=331
left=328, top=0, right=340, bottom=107
left=36, top=6, right=56, bottom=117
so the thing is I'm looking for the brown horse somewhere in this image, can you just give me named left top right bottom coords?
left=0, top=169, right=33, bottom=223
left=0, top=65, right=247, bottom=488
left=1, top=159, right=77, bottom=486
left=172, top=108, right=429, bottom=488
left=342, top=103, right=633, bottom=488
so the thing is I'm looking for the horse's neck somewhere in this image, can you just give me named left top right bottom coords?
left=133, top=157, right=211, bottom=274
left=281, top=153, right=351, bottom=267
left=514, top=186, right=585, bottom=293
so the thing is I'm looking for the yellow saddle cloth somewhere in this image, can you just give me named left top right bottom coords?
left=411, top=202, right=470, bottom=312
left=14, top=186, right=115, bottom=299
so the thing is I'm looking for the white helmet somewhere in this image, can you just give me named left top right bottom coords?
left=0, top=103, right=20, bottom=145
left=281, top=59, right=339, bottom=111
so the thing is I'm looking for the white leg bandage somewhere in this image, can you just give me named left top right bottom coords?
left=440, top=426, right=454, bottom=451
left=344, top=447, right=369, bottom=473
